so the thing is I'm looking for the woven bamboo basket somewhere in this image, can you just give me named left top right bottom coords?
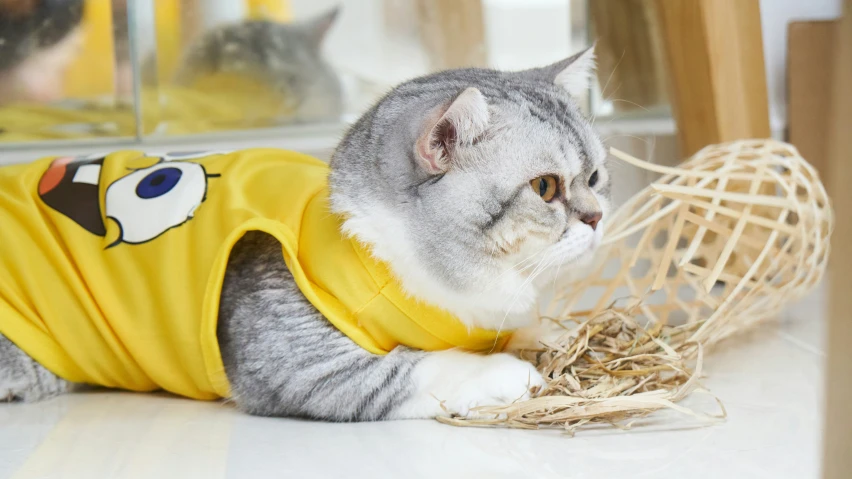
left=441, top=139, right=834, bottom=432
left=551, top=138, right=832, bottom=350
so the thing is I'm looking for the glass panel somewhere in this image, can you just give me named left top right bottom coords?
left=137, top=0, right=594, bottom=139
left=0, top=0, right=599, bottom=145
left=0, top=0, right=136, bottom=144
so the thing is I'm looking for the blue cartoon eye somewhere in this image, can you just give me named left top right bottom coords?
left=135, top=167, right=182, bottom=199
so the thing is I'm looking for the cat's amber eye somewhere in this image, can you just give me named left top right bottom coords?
left=531, top=175, right=558, bottom=202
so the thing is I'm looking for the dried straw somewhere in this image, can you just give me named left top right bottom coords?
left=439, top=306, right=725, bottom=433
left=442, top=140, right=832, bottom=432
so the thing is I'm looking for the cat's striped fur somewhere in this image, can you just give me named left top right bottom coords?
left=216, top=231, right=424, bottom=420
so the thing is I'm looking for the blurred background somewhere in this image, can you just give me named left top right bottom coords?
left=0, top=0, right=843, bottom=205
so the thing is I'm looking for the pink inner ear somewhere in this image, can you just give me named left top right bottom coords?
left=415, top=106, right=454, bottom=174
left=416, top=131, right=444, bottom=174
left=414, top=87, right=486, bottom=175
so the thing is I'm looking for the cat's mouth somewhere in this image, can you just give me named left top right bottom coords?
left=553, top=224, right=601, bottom=264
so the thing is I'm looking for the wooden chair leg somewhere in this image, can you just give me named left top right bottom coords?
left=822, top=2, right=852, bottom=478
left=653, top=0, right=771, bottom=157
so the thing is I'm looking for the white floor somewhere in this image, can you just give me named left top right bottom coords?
left=0, top=284, right=826, bottom=479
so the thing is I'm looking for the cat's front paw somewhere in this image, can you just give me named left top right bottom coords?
left=443, top=353, right=545, bottom=418
left=391, top=350, right=545, bottom=419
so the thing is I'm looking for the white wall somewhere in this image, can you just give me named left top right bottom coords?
left=760, top=0, right=842, bottom=132
left=291, top=0, right=429, bottom=86
left=482, top=0, right=573, bottom=71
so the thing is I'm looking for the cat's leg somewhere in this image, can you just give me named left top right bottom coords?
left=220, top=297, right=543, bottom=421
left=219, top=231, right=545, bottom=421
left=219, top=291, right=425, bottom=420
left=0, top=333, right=73, bottom=402
left=221, top=298, right=543, bottom=420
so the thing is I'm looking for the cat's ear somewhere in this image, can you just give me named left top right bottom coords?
left=415, top=87, right=490, bottom=174
left=303, top=6, right=340, bottom=48
left=516, top=46, right=596, bottom=97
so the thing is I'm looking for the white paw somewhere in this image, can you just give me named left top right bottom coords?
left=443, top=353, right=545, bottom=418
left=391, top=350, right=546, bottom=419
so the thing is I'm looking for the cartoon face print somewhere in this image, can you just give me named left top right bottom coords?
left=105, top=161, right=213, bottom=245
left=38, top=151, right=224, bottom=247
left=38, top=154, right=108, bottom=236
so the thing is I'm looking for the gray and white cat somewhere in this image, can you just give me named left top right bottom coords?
left=171, top=8, right=344, bottom=123
left=0, top=47, right=610, bottom=421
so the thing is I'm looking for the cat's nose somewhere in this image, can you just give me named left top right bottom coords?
left=581, top=212, right=602, bottom=231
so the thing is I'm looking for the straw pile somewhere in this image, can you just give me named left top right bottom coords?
left=438, top=306, right=722, bottom=433
left=441, top=140, right=833, bottom=432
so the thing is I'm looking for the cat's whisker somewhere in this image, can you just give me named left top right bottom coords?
left=482, top=260, right=538, bottom=291
left=494, top=249, right=556, bottom=336
left=599, top=50, right=625, bottom=102
left=602, top=133, right=656, bottom=150
left=491, top=252, right=562, bottom=352
left=511, top=251, right=559, bottom=280
left=609, top=98, right=651, bottom=112
left=591, top=49, right=626, bottom=127
left=602, top=83, right=623, bottom=108
left=552, top=256, right=563, bottom=292
left=483, top=249, right=545, bottom=289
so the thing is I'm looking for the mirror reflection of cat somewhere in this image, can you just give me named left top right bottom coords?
left=171, top=7, right=344, bottom=123
left=0, top=1, right=343, bottom=125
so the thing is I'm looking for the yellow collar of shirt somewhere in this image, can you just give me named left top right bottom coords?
left=271, top=186, right=512, bottom=356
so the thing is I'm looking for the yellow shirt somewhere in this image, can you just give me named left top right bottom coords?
left=0, top=149, right=510, bottom=400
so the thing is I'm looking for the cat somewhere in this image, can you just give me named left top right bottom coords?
left=0, top=47, right=611, bottom=421
left=169, top=7, right=344, bottom=124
